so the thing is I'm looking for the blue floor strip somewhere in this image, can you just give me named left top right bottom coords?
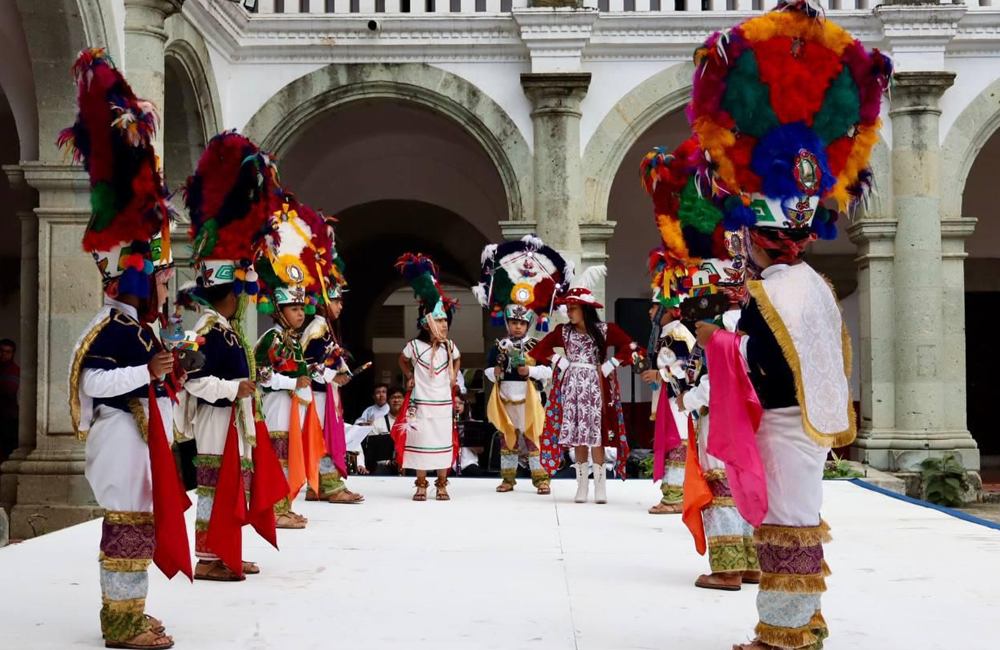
left=849, top=478, right=1000, bottom=532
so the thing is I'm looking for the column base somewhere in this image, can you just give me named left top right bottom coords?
left=850, top=433, right=980, bottom=471
left=7, top=452, right=99, bottom=539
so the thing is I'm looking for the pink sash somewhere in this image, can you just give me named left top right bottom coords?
left=705, top=329, right=768, bottom=528
left=324, top=384, right=348, bottom=478
left=652, top=387, right=682, bottom=483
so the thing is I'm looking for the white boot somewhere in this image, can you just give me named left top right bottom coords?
left=573, top=462, right=590, bottom=503
left=593, top=463, right=608, bottom=504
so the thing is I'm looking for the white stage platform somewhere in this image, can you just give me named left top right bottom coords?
left=1, top=478, right=997, bottom=650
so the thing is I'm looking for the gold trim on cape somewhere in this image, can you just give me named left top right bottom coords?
left=746, top=279, right=856, bottom=448
left=487, top=380, right=544, bottom=449
left=69, top=316, right=112, bottom=441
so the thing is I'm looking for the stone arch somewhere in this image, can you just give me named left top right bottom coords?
left=243, top=63, right=533, bottom=223
left=940, top=77, right=1000, bottom=222
left=165, top=16, right=223, bottom=145
left=582, top=62, right=695, bottom=223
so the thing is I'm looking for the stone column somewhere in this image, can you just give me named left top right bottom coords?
left=124, top=0, right=185, bottom=154
left=847, top=220, right=898, bottom=464
left=870, top=72, right=977, bottom=472
left=520, top=73, right=590, bottom=264
left=579, top=221, right=616, bottom=310
left=0, top=166, right=38, bottom=517
left=7, top=163, right=104, bottom=539
left=940, top=218, right=978, bottom=448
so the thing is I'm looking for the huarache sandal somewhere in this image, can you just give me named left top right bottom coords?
left=495, top=482, right=514, bottom=493
left=648, top=502, right=683, bottom=515
left=194, top=560, right=245, bottom=582
left=105, top=629, right=174, bottom=649
left=328, top=490, right=364, bottom=504
left=434, top=477, right=450, bottom=501
left=275, top=513, right=307, bottom=529
left=413, top=478, right=429, bottom=501
left=695, top=572, right=742, bottom=591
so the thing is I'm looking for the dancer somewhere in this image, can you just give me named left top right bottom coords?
left=300, top=209, right=364, bottom=505
left=529, top=267, right=638, bottom=504
left=472, top=235, right=572, bottom=495
left=176, top=131, right=286, bottom=581
left=643, top=301, right=693, bottom=514
left=393, top=254, right=460, bottom=502
left=688, top=2, right=890, bottom=645
left=253, top=201, right=330, bottom=528
left=641, top=141, right=760, bottom=588
left=63, top=49, right=190, bottom=649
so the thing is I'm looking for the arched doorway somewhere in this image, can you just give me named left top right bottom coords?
left=271, top=97, right=507, bottom=419
left=961, top=127, right=1000, bottom=459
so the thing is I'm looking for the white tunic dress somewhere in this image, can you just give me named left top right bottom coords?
left=402, top=339, right=459, bottom=471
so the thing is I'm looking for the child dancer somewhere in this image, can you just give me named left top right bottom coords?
left=473, top=235, right=571, bottom=495
left=529, top=267, right=638, bottom=504
left=393, top=254, right=460, bottom=502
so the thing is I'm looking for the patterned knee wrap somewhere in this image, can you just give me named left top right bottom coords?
left=194, top=454, right=253, bottom=559
left=99, top=511, right=155, bottom=642
left=702, top=469, right=760, bottom=573
left=754, top=521, right=832, bottom=649
left=270, top=431, right=291, bottom=514
left=319, top=455, right=346, bottom=496
left=660, top=443, right=686, bottom=505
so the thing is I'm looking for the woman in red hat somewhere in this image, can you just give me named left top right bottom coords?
left=529, top=266, right=638, bottom=504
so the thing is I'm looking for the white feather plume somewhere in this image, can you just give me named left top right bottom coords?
left=521, top=234, right=544, bottom=250
left=471, top=282, right=490, bottom=308
left=573, top=265, right=607, bottom=291
left=563, top=259, right=577, bottom=286
left=480, top=244, right=498, bottom=267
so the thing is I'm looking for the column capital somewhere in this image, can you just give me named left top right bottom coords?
left=888, top=71, right=956, bottom=120
left=579, top=220, right=616, bottom=244
left=498, top=220, right=540, bottom=241
left=874, top=4, right=965, bottom=72
left=940, top=217, right=977, bottom=241
left=124, top=0, right=185, bottom=43
left=847, top=219, right=898, bottom=243
left=513, top=8, right=598, bottom=74
left=520, top=73, right=591, bottom=117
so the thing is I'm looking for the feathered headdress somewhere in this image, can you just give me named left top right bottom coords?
left=473, top=234, right=574, bottom=332
left=642, top=138, right=748, bottom=306
left=395, top=253, right=457, bottom=323
left=557, top=265, right=607, bottom=309
left=182, top=130, right=281, bottom=303
left=317, top=210, right=347, bottom=303
left=689, top=0, right=892, bottom=238
left=58, top=48, right=173, bottom=298
left=254, top=196, right=334, bottom=316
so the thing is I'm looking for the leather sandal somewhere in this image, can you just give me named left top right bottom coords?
left=648, top=502, right=683, bottom=514
left=105, top=629, right=173, bottom=649
left=742, top=570, right=761, bottom=584
left=695, top=572, right=742, bottom=591
left=434, top=477, right=450, bottom=501
left=305, top=489, right=320, bottom=502
left=275, top=513, right=307, bottom=529
left=290, top=511, right=308, bottom=524
left=243, top=561, right=260, bottom=575
left=413, top=478, right=429, bottom=501
left=733, top=641, right=780, bottom=650
left=328, top=490, right=364, bottom=504
left=496, top=482, right=514, bottom=493
left=104, top=615, right=164, bottom=640
left=194, top=559, right=246, bottom=582
left=536, top=482, right=551, bottom=495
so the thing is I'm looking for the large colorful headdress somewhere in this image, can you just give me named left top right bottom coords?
left=58, top=49, right=173, bottom=299
left=317, top=210, right=347, bottom=303
left=473, top=234, right=574, bottom=332
left=182, top=130, right=280, bottom=304
left=689, top=0, right=892, bottom=238
left=395, top=253, right=457, bottom=324
left=254, top=197, right=334, bottom=315
left=641, top=138, right=747, bottom=307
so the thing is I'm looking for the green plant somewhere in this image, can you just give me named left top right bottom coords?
left=639, top=456, right=655, bottom=480
left=823, top=452, right=864, bottom=480
left=920, top=454, right=969, bottom=507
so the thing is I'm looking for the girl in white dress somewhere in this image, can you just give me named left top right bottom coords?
left=394, top=253, right=460, bottom=501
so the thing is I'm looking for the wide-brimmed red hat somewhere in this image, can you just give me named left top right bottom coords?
left=556, top=286, right=603, bottom=309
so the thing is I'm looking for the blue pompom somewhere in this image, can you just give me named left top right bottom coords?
left=811, top=206, right=839, bottom=240
left=245, top=281, right=258, bottom=296
left=723, top=196, right=758, bottom=230
left=232, top=281, right=245, bottom=296
left=118, top=267, right=151, bottom=299
left=751, top=123, right=835, bottom=202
